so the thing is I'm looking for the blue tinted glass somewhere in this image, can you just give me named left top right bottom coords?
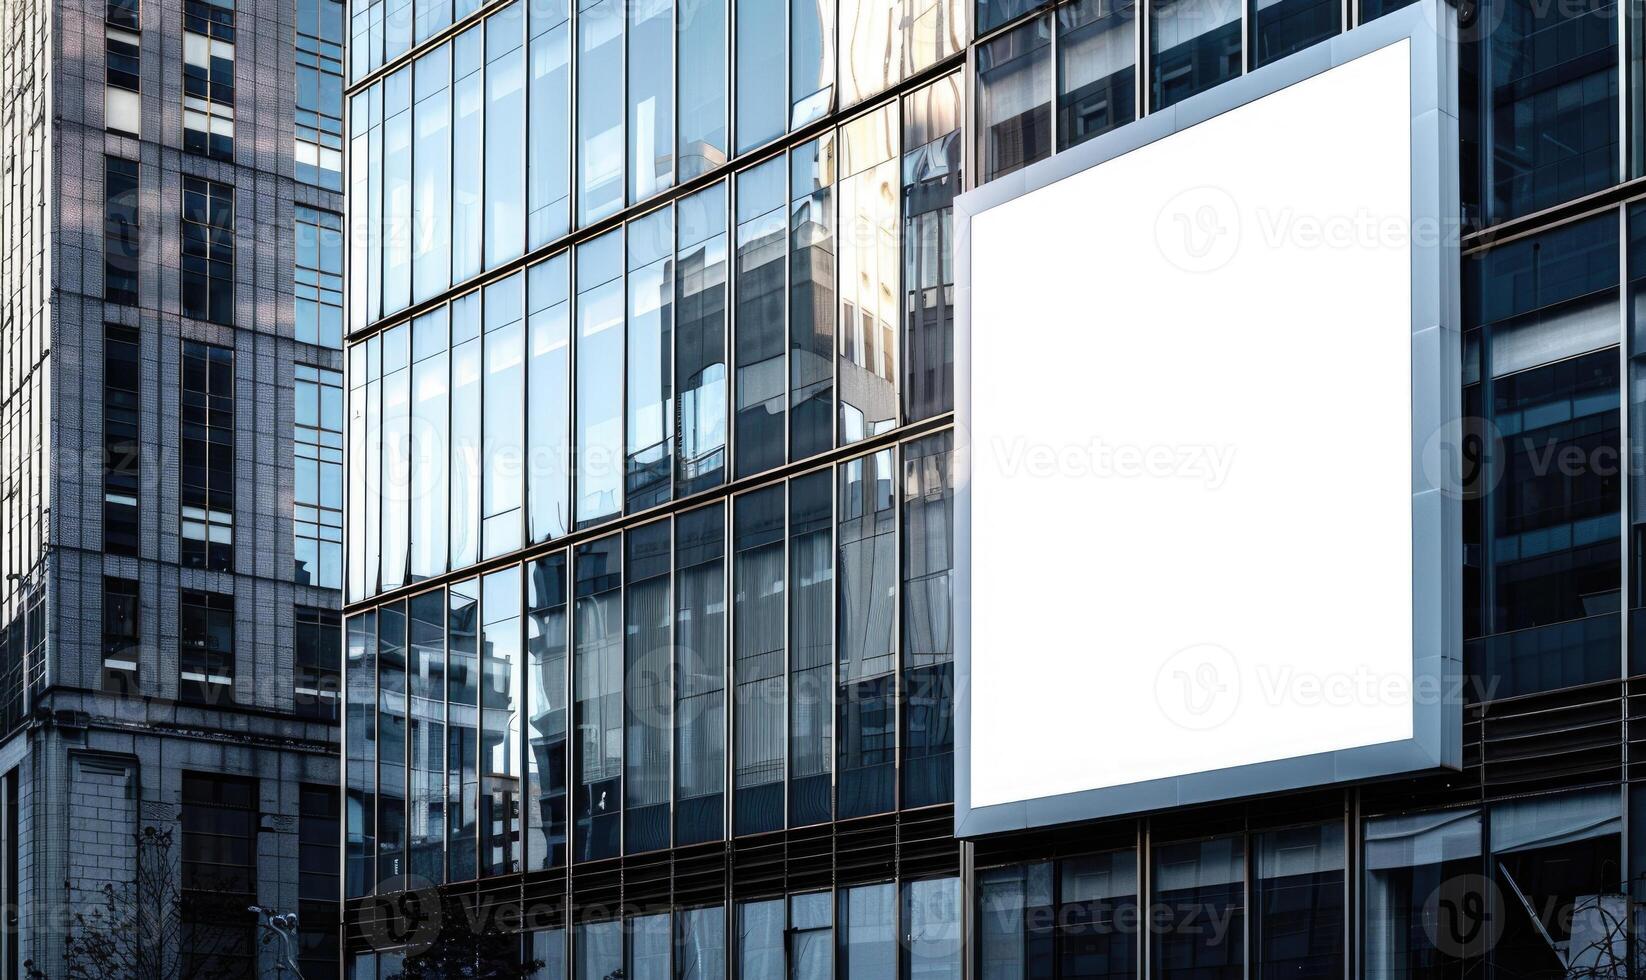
left=674, top=504, right=725, bottom=845
left=529, top=5, right=571, bottom=247
left=528, top=255, right=572, bottom=543
left=678, top=0, right=727, bottom=180
left=576, top=231, right=625, bottom=527
left=412, top=44, right=451, bottom=303
left=574, top=536, right=622, bottom=861
left=526, top=552, right=569, bottom=869
left=578, top=0, right=625, bottom=225
left=734, top=158, right=788, bottom=478
left=624, top=520, right=673, bottom=854
left=484, top=3, right=526, bottom=268
left=736, top=0, right=785, bottom=152
left=629, top=0, right=674, bottom=202
left=1150, top=0, right=1240, bottom=110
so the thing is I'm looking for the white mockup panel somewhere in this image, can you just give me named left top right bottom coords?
left=967, top=41, right=1418, bottom=811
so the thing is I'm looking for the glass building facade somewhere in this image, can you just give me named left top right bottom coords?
left=343, top=0, right=1646, bottom=975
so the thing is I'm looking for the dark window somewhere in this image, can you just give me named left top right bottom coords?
left=1057, top=0, right=1135, bottom=151
left=1254, top=825, right=1343, bottom=980
left=378, top=602, right=407, bottom=884
left=180, top=772, right=256, bottom=975
left=1152, top=837, right=1244, bottom=980
left=448, top=581, right=479, bottom=881
left=526, top=553, right=568, bottom=870
left=182, top=177, right=234, bottom=323
left=103, top=324, right=141, bottom=556
left=789, top=470, right=833, bottom=827
left=181, top=339, right=234, bottom=570
left=298, top=784, right=342, bottom=979
left=408, top=590, right=447, bottom=883
left=295, top=364, right=344, bottom=587
left=674, top=504, right=725, bottom=845
left=182, top=0, right=235, bottom=159
left=978, top=0, right=1051, bottom=34
left=345, top=612, right=378, bottom=898
left=295, top=605, right=341, bottom=721
left=102, top=577, right=140, bottom=695
left=733, top=158, right=788, bottom=479
left=790, top=138, right=837, bottom=464
left=901, top=432, right=954, bottom=809
left=573, top=537, right=622, bottom=862
left=733, top=484, right=784, bottom=836
left=976, top=855, right=1137, bottom=980
left=104, top=156, right=139, bottom=306
left=624, top=522, right=672, bottom=855
left=903, top=76, right=961, bottom=423
left=105, top=26, right=141, bottom=93
left=179, top=590, right=234, bottom=704
left=1150, top=0, right=1241, bottom=111
left=1250, top=0, right=1337, bottom=68
left=107, top=0, right=140, bottom=28
left=837, top=450, right=897, bottom=819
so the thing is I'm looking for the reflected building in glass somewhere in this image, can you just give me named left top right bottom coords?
left=341, top=0, right=1646, bottom=975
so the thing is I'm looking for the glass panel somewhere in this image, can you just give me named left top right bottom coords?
left=447, top=579, right=480, bottom=881
left=630, top=913, right=673, bottom=980
left=839, top=882, right=896, bottom=979
left=407, top=592, right=446, bottom=883
left=837, top=449, right=896, bottom=818
left=384, top=69, right=412, bottom=315
left=1250, top=0, right=1336, bottom=68
left=789, top=469, right=834, bottom=826
left=737, top=0, right=786, bottom=152
left=1150, top=0, right=1240, bottom=111
left=529, top=928, right=568, bottom=979
left=1152, top=837, right=1244, bottom=980
left=450, top=292, right=483, bottom=568
left=676, top=905, right=727, bottom=980
left=483, top=273, right=526, bottom=559
left=629, top=208, right=676, bottom=512
left=976, top=862, right=1054, bottom=980
left=345, top=612, right=377, bottom=898
left=840, top=0, right=900, bottom=107
left=527, top=552, right=570, bottom=870
left=381, top=327, right=411, bottom=589
left=901, top=432, right=953, bottom=808
left=734, top=484, right=786, bottom=836
left=1254, top=824, right=1343, bottom=980
left=629, top=0, right=674, bottom=202
left=738, top=899, right=784, bottom=978
left=677, top=183, right=730, bottom=495
left=1058, top=0, right=1135, bottom=150
left=480, top=566, right=521, bottom=876
left=577, top=230, right=626, bottom=528
left=977, top=15, right=1051, bottom=184
left=837, top=105, right=899, bottom=444
left=451, top=26, right=484, bottom=282
left=578, top=0, right=625, bottom=225
left=790, top=136, right=836, bottom=461
left=578, top=921, right=623, bottom=980
left=902, top=73, right=962, bottom=423
left=1059, top=852, right=1137, bottom=980
left=625, top=520, right=673, bottom=854
left=377, top=603, right=406, bottom=884
left=978, top=0, right=1048, bottom=34
left=485, top=3, right=526, bottom=268
left=906, top=0, right=963, bottom=76
left=409, top=309, right=449, bottom=581
left=529, top=0, right=572, bottom=247
left=678, top=0, right=727, bottom=180
left=528, top=255, right=573, bottom=543
left=675, top=505, right=726, bottom=845
left=1363, top=810, right=1484, bottom=977
left=791, top=892, right=834, bottom=980
left=412, top=43, right=451, bottom=304
left=904, top=877, right=962, bottom=979
left=574, top=536, right=623, bottom=861
left=735, top=159, right=789, bottom=479
left=792, top=0, right=836, bottom=127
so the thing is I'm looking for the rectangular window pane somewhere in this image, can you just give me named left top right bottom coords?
left=789, top=469, right=833, bottom=826
left=295, top=604, right=343, bottom=721
left=839, top=882, right=896, bottom=979
left=483, top=272, right=526, bottom=558
left=410, top=308, right=450, bottom=580
left=675, top=504, right=725, bottom=845
left=738, top=899, right=784, bottom=978
left=579, top=921, right=623, bottom=980
left=837, top=105, right=900, bottom=444
left=736, top=0, right=785, bottom=152
left=735, top=158, right=789, bottom=479
left=380, top=326, right=411, bottom=590
left=577, top=230, right=625, bottom=527
left=904, top=877, right=962, bottom=979
left=383, top=68, right=412, bottom=314
left=377, top=602, right=407, bottom=884
left=102, top=577, right=140, bottom=695
left=625, top=520, right=672, bottom=854
left=676, top=905, right=726, bottom=980
left=1250, top=0, right=1336, bottom=68
left=296, top=206, right=345, bottom=347
left=790, top=137, right=836, bottom=462
left=977, top=862, right=1055, bottom=980
left=734, top=484, right=785, bottom=836
left=485, top=2, right=526, bottom=268
left=1363, top=810, right=1484, bottom=976
left=528, top=254, right=573, bottom=543
left=628, top=208, right=675, bottom=511
left=529, top=3, right=572, bottom=246
left=578, top=0, right=625, bottom=225
left=837, top=449, right=895, bottom=819
left=791, top=0, right=835, bottom=127
left=1150, top=0, right=1240, bottom=111
left=902, top=74, right=961, bottom=423
left=977, top=16, right=1051, bottom=184
left=1060, top=852, right=1136, bottom=980
left=791, top=892, right=834, bottom=980
left=1058, top=0, right=1135, bottom=150
left=676, top=182, right=729, bottom=495
left=104, top=156, right=140, bottom=306
left=630, top=913, right=673, bottom=980
left=452, top=26, right=484, bottom=283
left=629, top=0, right=674, bottom=202
left=181, top=176, right=234, bottom=323
left=346, top=611, right=377, bottom=897
left=527, top=552, right=570, bottom=869
left=574, top=536, right=623, bottom=861
left=451, top=292, right=483, bottom=568
left=103, top=324, right=141, bottom=556
left=1255, top=824, right=1343, bottom=980
left=407, top=591, right=446, bottom=883
left=901, top=431, right=953, bottom=808
left=181, top=340, right=234, bottom=571
left=1152, top=837, right=1244, bottom=980
left=481, top=566, right=522, bottom=876
left=180, top=773, right=256, bottom=974
left=448, top=579, right=480, bottom=881
left=413, top=43, right=452, bottom=303
left=678, top=0, right=726, bottom=180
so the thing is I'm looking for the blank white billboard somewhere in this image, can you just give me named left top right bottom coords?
left=959, top=24, right=1459, bottom=833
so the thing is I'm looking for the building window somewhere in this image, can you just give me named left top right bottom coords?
left=297, top=0, right=345, bottom=190
left=976, top=15, right=1051, bottom=184
left=102, top=577, right=140, bottom=695
left=181, top=340, right=234, bottom=570
left=296, top=207, right=344, bottom=347
left=180, top=773, right=256, bottom=975
left=104, top=156, right=139, bottom=306
left=295, top=605, right=341, bottom=720
left=182, top=177, right=234, bottom=323
left=296, top=364, right=344, bottom=588
left=103, top=324, right=141, bottom=556
left=179, top=590, right=234, bottom=704
left=298, top=784, right=342, bottom=978
left=105, top=16, right=141, bottom=137
left=1151, top=0, right=1242, bottom=110
left=108, top=0, right=139, bottom=29
left=1152, top=836, right=1244, bottom=980
left=1254, top=824, right=1343, bottom=978
left=183, top=0, right=235, bottom=159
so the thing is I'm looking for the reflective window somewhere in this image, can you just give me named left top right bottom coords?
left=738, top=899, right=785, bottom=978
left=578, top=920, right=623, bottom=980
left=406, top=592, right=445, bottom=883
left=481, top=567, right=522, bottom=876
left=451, top=292, right=483, bottom=568
left=839, top=882, right=896, bottom=978
left=528, top=254, right=573, bottom=543
left=977, top=15, right=1051, bottom=184
left=483, top=273, right=526, bottom=558
left=383, top=68, right=412, bottom=315
left=1363, top=810, right=1484, bottom=976
left=676, top=905, right=727, bottom=979
left=979, top=0, right=1047, bottom=34
left=376, top=602, right=406, bottom=883
left=625, top=520, right=673, bottom=853
left=837, top=450, right=896, bottom=818
left=629, top=207, right=676, bottom=511
left=578, top=0, right=625, bottom=225
left=409, top=308, right=450, bottom=581
left=106, top=22, right=141, bottom=137
left=1152, top=837, right=1244, bottom=980
left=791, top=136, right=837, bottom=461
left=792, top=0, right=836, bottom=127
left=902, top=75, right=962, bottom=423
left=412, top=43, right=452, bottom=305
left=179, top=590, right=234, bottom=705
left=791, top=892, right=834, bottom=980
left=1254, top=824, right=1343, bottom=979
left=1150, top=0, right=1241, bottom=111
left=574, top=535, right=623, bottom=861
left=789, top=469, right=834, bottom=826
left=297, top=782, right=342, bottom=976
left=1059, top=852, right=1137, bottom=980
left=485, top=3, right=527, bottom=268
left=977, top=862, right=1053, bottom=979
left=380, top=325, right=410, bottom=590
left=736, top=0, right=786, bottom=152
left=678, top=0, right=727, bottom=180
left=837, top=105, right=900, bottom=444
left=677, top=184, right=730, bottom=495
left=527, top=552, right=569, bottom=869
left=182, top=176, right=234, bottom=324
left=182, top=0, right=235, bottom=160
left=452, top=26, right=484, bottom=283
left=1473, top=0, right=1617, bottom=224
left=903, top=877, right=962, bottom=979
left=576, top=231, right=626, bottom=527
left=735, top=159, right=789, bottom=478
left=1251, top=0, right=1336, bottom=68
left=529, top=0, right=572, bottom=247
left=1058, top=0, right=1135, bottom=149
left=296, top=206, right=345, bottom=347
left=181, top=340, right=234, bottom=571
left=675, top=504, right=726, bottom=845
left=447, top=579, right=480, bottom=881
left=840, top=0, right=901, bottom=108
left=901, top=432, right=953, bottom=808
left=528, top=927, right=568, bottom=978
left=631, top=913, right=673, bottom=980
left=348, top=339, right=376, bottom=599
left=297, top=0, right=345, bottom=190
left=295, top=364, right=345, bottom=590
left=630, top=0, right=674, bottom=202
left=1464, top=213, right=1620, bottom=699
left=104, top=156, right=139, bottom=307
left=734, top=484, right=786, bottom=836
left=345, top=611, right=377, bottom=897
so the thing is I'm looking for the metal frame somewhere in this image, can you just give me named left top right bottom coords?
left=952, top=0, right=1463, bottom=838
